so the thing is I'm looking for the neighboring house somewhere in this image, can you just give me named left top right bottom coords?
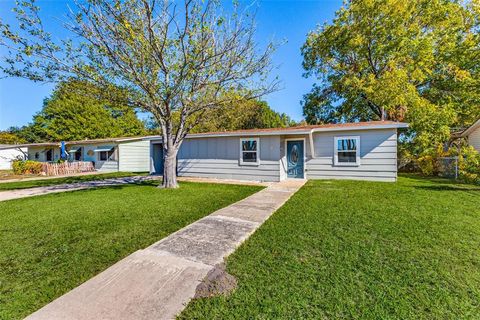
left=0, top=145, right=27, bottom=170
left=149, top=121, right=408, bottom=182
left=456, top=119, right=480, bottom=152
left=2, top=137, right=152, bottom=172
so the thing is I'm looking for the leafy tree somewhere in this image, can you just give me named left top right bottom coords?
left=147, top=97, right=295, bottom=133
left=0, top=131, right=26, bottom=144
left=302, top=0, right=480, bottom=154
left=190, top=98, right=295, bottom=133
left=6, top=126, right=42, bottom=143
left=27, top=80, right=147, bottom=142
left=0, top=0, right=277, bottom=188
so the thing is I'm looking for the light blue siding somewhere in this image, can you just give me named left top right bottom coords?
left=81, top=144, right=118, bottom=172
left=177, top=136, right=281, bottom=182
left=150, top=128, right=399, bottom=182
left=150, top=143, right=164, bottom=174
left=306, top=129, right=398, bottom=182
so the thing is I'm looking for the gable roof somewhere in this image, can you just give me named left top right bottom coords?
left=457, top=119, right=480, bottom=138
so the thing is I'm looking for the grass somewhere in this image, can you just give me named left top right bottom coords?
left=0, top=171, right=145, bottom=191
left=0, top=181, right=262, bottom=319
left=0, top=170, right=41, bottom=181
left=180, top=176, right=480, bottom=319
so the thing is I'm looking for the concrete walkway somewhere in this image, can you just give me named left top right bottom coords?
left=26, top=179, right=306, bottom=320
left=0, top=176, right=153, bottom=202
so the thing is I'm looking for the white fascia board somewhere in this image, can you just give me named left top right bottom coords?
left=310, top=123, right=409, bottom=133
left=185, top=130, right=311, bottom=139
left=146, top=137, right=163, bottom=143
left=0, top=145, right=28, bottom=151
left=141, top=123, right=409, bottom=141
left=115, top=137, right=147, bottom=143
left=461, top=119, right=480, bottom=137
left=0, top=143, right=59, bottom=150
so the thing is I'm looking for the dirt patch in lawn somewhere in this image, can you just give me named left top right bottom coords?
left=0, top=170, right=42, bottom=181
left=194, top=263, right=237, bottom=299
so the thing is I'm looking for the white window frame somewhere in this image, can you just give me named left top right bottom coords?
left=334, top=136, right=360, bottom=166
left=99, top=149, right=115, bottom=161
left=239, top=137, right=260, bottom=166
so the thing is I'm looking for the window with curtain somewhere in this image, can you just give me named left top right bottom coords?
left=240, top=138, right=259, bottom=165
left=334, top=136, right=360, bottom=165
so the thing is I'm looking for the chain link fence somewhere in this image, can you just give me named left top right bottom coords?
left=437, top=157, right=459, bottom=179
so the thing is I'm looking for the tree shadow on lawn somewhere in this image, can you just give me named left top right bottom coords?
left=400, top=173, right=461, bottom=185
left=414, top=185, right=480, bottom=192
left=55, top=179, right=255, bottom=195
left=33, top=180, right=164, bottom=197
left=401, top=173, right=480, bottom=189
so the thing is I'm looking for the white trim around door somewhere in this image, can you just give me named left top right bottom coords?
left=284, top=137, right=306, bottom=179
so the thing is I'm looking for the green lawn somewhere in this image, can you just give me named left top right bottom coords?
left=0, top=181, right=262, bottom=319
left=180, top=176, right=480, bottom=319
left=0, top=171, right=145, bottom=191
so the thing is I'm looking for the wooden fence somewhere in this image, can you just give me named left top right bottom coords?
left=42, top=161, right=95, bottom=176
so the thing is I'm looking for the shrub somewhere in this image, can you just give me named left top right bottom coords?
left=414, top=145, right=449, bottom=176
left=11, top=160, right=43, bottom=175
left=458, top=146, right=480, bottom=184
left=406, top=142, right=479, bottom=184
left=11, top=160, right=25, bottom=175
left=24, top=161, right=43, bottom=174
left=416, top=154, right=436, bottom=175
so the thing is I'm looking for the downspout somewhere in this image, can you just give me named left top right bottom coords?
left=308, top=129, right=321, bottom=159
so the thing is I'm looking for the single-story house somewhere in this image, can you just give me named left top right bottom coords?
left=0, top=145, right=27, bottom=170
left=455, top=118, right=480, bottom=153
left=1, top=137, right=153, bottom=172
left=1, top=121, right=408, bottom=180
left=149, top=121, right=408, bottom=182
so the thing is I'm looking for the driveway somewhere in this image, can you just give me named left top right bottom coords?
left=0, top=176, right=152, bottom=202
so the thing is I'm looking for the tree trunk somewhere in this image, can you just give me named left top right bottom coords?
left=161, top=147, right=179, bottom=188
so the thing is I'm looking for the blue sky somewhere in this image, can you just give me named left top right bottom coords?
left=0, top=0, right=342, bottom=130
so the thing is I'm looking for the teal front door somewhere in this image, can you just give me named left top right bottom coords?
left=287, top=140, right=304, bottom=178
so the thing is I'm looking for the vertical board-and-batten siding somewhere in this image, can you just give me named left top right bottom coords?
left=118, top=140, right=150, bottom=172
left=177, top=136, right=281, bottom=182
left=307, top=129, right=398, bottom=182
left=468, top=126, right=480, bottom=152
